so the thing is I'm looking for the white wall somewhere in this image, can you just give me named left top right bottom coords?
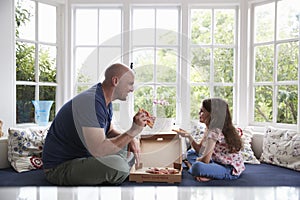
left=0, top=0, right=15, bottom=135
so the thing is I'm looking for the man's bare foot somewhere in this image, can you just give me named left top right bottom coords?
left=195, top=176, right=212, bottom=182
left=183, top=160, right=192, bottom=169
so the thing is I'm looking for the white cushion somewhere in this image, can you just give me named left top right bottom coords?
left=260, top=126, right=300, bottom=171
left=240, top=128, right=261, bottom=164
left=8, top=127, right=48, bottom=172
left=0, top=137, right=10, bottom=169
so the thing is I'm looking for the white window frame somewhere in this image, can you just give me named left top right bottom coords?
left=15, top=0, right=64, bottom=126
left=129, top=5, right=181, bottom=123
left=188, top=5, right=239, bottom=126
left=249, top=0, right=300, bottom=131
left=68, top=0, right=299, bottom=131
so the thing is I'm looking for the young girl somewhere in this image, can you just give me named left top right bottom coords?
left=173, top=98, right=245, bottom=182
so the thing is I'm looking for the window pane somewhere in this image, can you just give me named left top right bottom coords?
left=132, top=48, right=154, bottom=83
left=16, top=85, right=35, bottom=123
left=214, top=9, right=235, bottom=44
left=277, top=85, right=298, bottom=124
left=214, top=48, right=234, bottom=82
left=76, top=47, right=97, bottom=83
left=40, top=86, right=56, bottom=122
left=77, top=85, right=90, bottom=94
left=277, top=0, right=300, bottom=40
left=16, top=0, right=35, bottom=40
left=39, top=45, right=57, bottom=82
left=132, top=9, right=155, bottom=45
left=157, top=48, right=177, bottom=82
left=191, top=9, right=211, bottom=44
left=190, top=86, right=209, bottom=119
left=98, top=47, right=121, bottom=71
left=99, top=9, right=121, bottom=45
left=16, top=41, right=35, bottom=81
left=214, top=86, right=233, bottom=114
left=190, top=48, right=210, bottom=82
left=156, top=9, right=178, bottom=45
left=254, top=86, right=273, bottom=122
left=134, top=86, right=154, bottom=113
left=38, top=3, right=56, bottom=43
left=277, top=42, right=299, bottom=81
left=254, top=3, right=275, bottom=43
left=75, top=9, right=98, bottom=45
left=254, top=45, right=274, bottom=82
left=156, top=86, right=176, bottom=118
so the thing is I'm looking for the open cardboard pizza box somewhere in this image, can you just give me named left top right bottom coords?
left=129, top=133, right=182, bottom=183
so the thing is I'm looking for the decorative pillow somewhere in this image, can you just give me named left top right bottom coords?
left=8, top=127, right=48, bottom=172
left=260, top=126, right=300, bottom=171
left=240, top=128, right=260, bottom=164
left=190, top=122, right=206, bottom=143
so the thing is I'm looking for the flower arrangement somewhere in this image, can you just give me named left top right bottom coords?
left=153, top=99, right=170, bottom=106
left=153, top=99, right=174, bottom=118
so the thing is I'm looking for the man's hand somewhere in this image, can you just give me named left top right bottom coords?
left=127, top=138, right=141, bottom=167
left=127, top=110, right=151, bottom=138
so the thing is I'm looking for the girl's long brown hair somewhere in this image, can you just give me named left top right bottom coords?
left=202, top=98, right=243, bottom=153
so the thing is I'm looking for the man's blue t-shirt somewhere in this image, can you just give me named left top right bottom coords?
left=42, top=83, right=112, bottom=169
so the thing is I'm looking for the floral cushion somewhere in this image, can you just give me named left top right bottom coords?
left=8, top=127, right=48, bottom=172
left=260, top=126, right=300, bottom=171
left=240, top=128, right=260, bottom=164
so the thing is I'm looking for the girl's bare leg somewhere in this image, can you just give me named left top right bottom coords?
left=195, top=176, right=212, bottom=182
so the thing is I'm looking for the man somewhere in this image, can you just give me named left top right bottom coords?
left=42, top=63, right=148, bottom=185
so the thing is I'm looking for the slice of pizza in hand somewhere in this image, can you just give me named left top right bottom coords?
left=139, top=108, right=156, bottom=128
left=172, top=128, right=190, bottom=137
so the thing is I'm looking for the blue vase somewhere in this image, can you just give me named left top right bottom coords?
left=32, top=100, right=53, bottom=126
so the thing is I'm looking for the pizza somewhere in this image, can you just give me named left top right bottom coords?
left=145, top=167, right=179, bottom=175
left=139, top=108, right=156, bottom=128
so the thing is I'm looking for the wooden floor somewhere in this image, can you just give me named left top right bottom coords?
left=0, top=186, right=299, bottom=200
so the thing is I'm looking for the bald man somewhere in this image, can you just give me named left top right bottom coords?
left=43, top=63, right=148, bottom=186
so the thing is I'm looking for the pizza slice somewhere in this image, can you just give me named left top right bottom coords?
left=145, top=167, right=179, bottom=174
left=139, top=108, right=156, bottom=128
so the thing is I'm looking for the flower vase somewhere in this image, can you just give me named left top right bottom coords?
left=32, top=100, right=53, bottom=126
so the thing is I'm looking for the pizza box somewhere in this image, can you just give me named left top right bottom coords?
left=129, top=133, right=182, bottom=183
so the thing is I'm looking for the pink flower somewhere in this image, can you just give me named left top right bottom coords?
left=153, top=99, right=170, bottom=106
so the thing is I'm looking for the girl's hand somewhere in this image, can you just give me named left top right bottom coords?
left=172, top=128, right=190, bottom=137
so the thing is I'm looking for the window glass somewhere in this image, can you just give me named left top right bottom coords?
left=277, top=0, right=300, bottom=40
left=252, top=0, right=299, bottom=125
left=76, top=47, right=98, bottom=84
left=277, top=42, right=299, bottom=81
left=157, top=48, right=177, bottom=82
left=214, top=9, right=235, bottom=44
left=99, top=9, right=121, bottom=45
left=190, top=8, right=237, bottom=120
left=254, top=3, right=275, bottom=43
left=254, top=45, right=274, bottom=82
left=190, top=47, right=210, bottom=83
left=191, top=9, right=211, bottom=44
left=15, top=0, right=57, bottom=124
left=38, top=3, right=56, bottom=43
left=16, top=41, right=35, bottom=82
left=132, top=7, right=179, bottom=119
left=254, top=85, right=273, bottom=122
left=16, top=0, right=35, bottom=41
left=75, top=9, right=98, bottom=45
left=132, top=9, right=155, bottom=45
left=214, top=47, right=234, bottom=83
left=39, top=45, right=57, bottom=82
